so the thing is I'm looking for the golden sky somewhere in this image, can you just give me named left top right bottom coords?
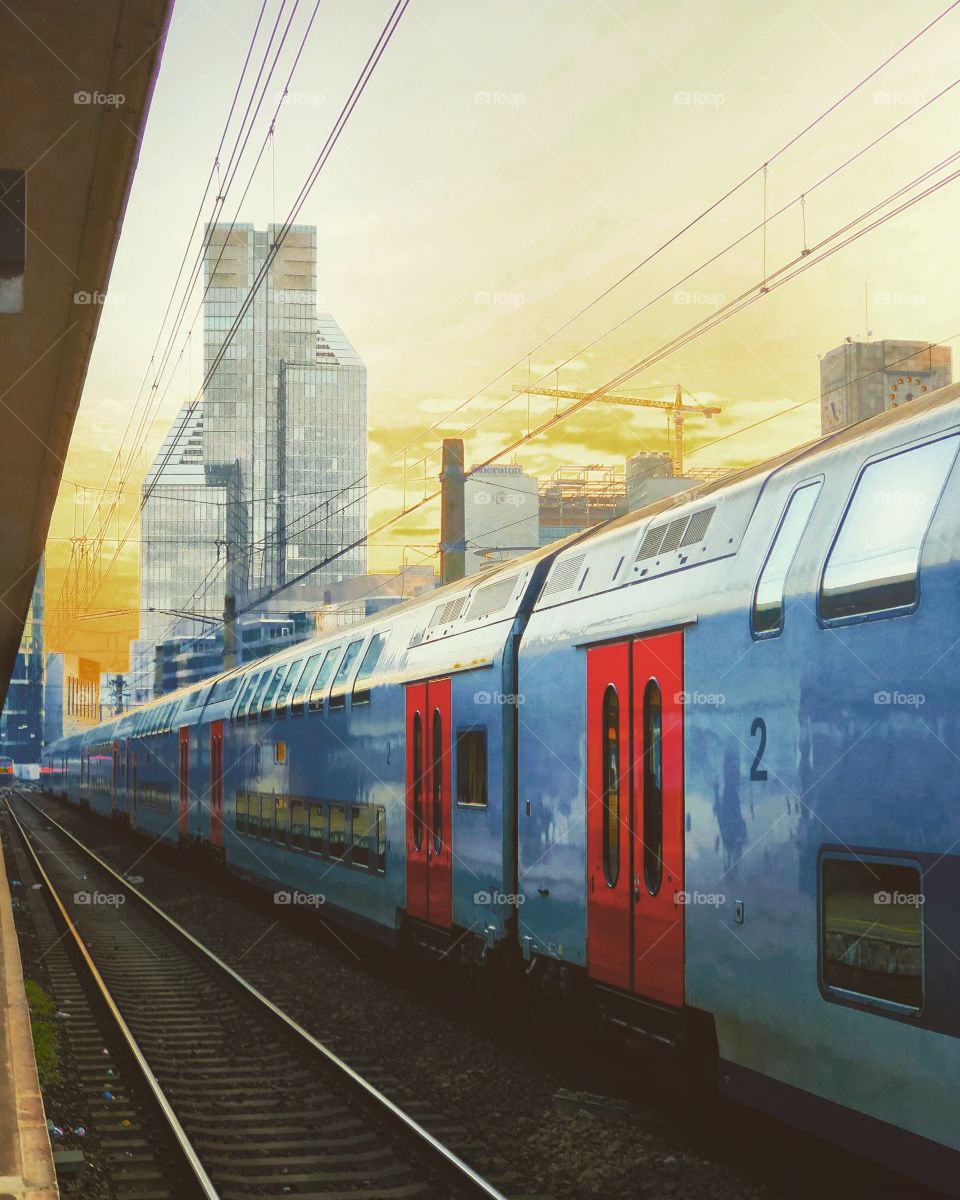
left=47, top=0, right=960, bottom=669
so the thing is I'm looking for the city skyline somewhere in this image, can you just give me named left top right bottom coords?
left=42, top=0, right=960, bottom=670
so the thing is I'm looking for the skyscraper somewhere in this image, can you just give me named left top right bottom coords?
left=136, top=223, right=367, bottom=692
left=0, top=557, right=44, bottom=762
left=202, top=223, right=367, bottom=594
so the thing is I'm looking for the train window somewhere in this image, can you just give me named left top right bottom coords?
left=329, top=640, right=364, bottom=710
left=412, top=711, right=424, bottom=851
left=820, top=435, right=959, bottom=621
left=210, top=673, right=242, bottom=704
left=753, top=481, right=822, bottom=636
left=642, top=680, right=663, bottom=896
left=351, top=805, right=372, bottom=868
left=352, top=633, right=386, bottom=705
left=260, top=794, right=275, bottom=839
left=235, top=672, right=260, bottom=721
left=601, top=686, right=620, bottom=887
left=259, top=665, right=288, bottom=719
left=821, top=855, right=923, bottom=1012
left=431, top=708, right=443, bottom=854
left=375, top=806, right=387, bottom=873
left=308, top=649, right=340, bottom=712
left=246, top=673, right=273, bottom=720
left=329, top=804, right=346, bottom=860
left=290, top=651, right=323, bottom=716
left=308, top=804, right=324, bottom=854
left=274, top=658, right=304, bottom=717
left=236, top=792, right=248, bottom=835
left=291, top=799, right=307, bottom=850
left=274, top=796, right=288, bottom=843
left=456, top=729, right=487, bottom=807
left=247, top=793, right=261, bottom=837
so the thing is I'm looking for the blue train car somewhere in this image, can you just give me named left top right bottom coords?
left=41, top=382, right=960, bottom=1192
left=516, top=382, right=960, bottom=1191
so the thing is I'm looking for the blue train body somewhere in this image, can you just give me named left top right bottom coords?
left=42, top=384, right=960, bottom=1192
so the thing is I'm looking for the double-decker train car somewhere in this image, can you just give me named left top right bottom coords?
left=42, top=382, right=960, bottom=1193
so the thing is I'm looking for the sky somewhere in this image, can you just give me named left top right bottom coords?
left=47, top=0, right=960, bottom=669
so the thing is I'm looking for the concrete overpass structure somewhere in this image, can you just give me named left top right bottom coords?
left=0, top=0, right=173, bottom=713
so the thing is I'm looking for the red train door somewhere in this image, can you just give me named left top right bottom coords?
left=586, top=642, right=633, bottom=990
left=632, top=632, right=684, bottom=1006
left=405, top=684, right=429, bottom=921
left=210, top=720, right=224, bottom=850
left=425, top=677, right=452, bottom=928
left=585, top=633, right=685, bottom=1005
left=178, top=726, right=190, bottom=836
left=111, top=742, right=119, bottom=815
left=405, top=678, right=453, bottom=928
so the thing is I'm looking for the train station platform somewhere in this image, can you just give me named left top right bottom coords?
left=0, top=837, right=58, bottom=1199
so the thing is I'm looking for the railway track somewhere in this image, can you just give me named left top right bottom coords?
left=4, top=788, right=510, bottom=1200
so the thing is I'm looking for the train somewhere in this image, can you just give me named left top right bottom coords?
left=0, top=756, right=14, bottom=777
left=41, top=381, right=960, bottom=1194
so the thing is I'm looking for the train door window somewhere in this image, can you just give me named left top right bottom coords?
left=329, top=804, right=346, bottom=860
left=412, top=712, right=424, bottom=851
left=456, top=728, right=487, bottom=807
left=601, top=685, right=620, bottom=886
left=375, top=806, right=387, bottom=873
left=291, top=799, right=307, bottom=850
left=431, top=708, right=443, bottom=853
left=753, top=481, right=822, bottom=636
left=274, top=658, right=304, bottom=717
left=274, top=796, right=288, bottom=843
left=260, top=665, right=288, bottom=718
left=642, top=681, right=663, bottom=895
left=821, top=855, right=923, bottom=1012
left=236, top=793, right=248, bottom=835
left=260, top=794, right=275, bottom=840
left=309, top=648, right=340, bottom=712
left=247, top=793, right=261, bottom=837
left=308, top=804, right=324, bottom=854
left=329, top=640, right=364, bottom=710
left=289, top=652, right=322, bottom=715
left=821, top=435, right=959, bottom=621
left=351, top=805, right=372, bottom=868
left=352, top=633, right=386, bottom=705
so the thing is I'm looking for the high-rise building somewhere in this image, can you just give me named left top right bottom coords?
left=463, top=465, right=540, bottom=575
left=0, top=558, right=44, bottom=763
left=819, top=339, right=952, bottom=434
left=538, top=465, right=627, bottom=544
left=202, top=224, right=367, bottom=593
left=137, top=223, right=367, bottom=691
left=43, top=652, right=99, bottom=743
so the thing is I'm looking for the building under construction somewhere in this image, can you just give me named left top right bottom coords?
left=538, top=465, right=628, bottom=544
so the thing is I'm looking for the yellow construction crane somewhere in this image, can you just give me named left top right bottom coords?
left=512, top=383, right=720, bottom=476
